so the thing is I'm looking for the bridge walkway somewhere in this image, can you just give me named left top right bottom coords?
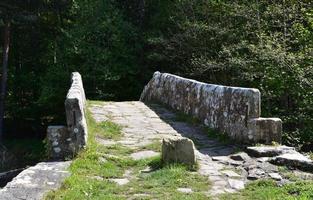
left=90, top=101, right=255, bottom=195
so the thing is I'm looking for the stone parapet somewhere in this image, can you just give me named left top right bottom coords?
left=65, top=72, right=88, bottom=154
left=140, top=72, right=282, bottom=144
left=46, top=72, right=87, bottom=159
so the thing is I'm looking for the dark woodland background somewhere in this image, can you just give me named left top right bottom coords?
left=0, top=0, right=312, bottom=160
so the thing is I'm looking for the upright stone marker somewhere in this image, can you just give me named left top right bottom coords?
left=162, top=136, right=196, bottom=167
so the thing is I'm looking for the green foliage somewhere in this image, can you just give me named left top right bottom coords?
left=55, top=0, right=142, bottom=100
left=1, top=138, right=46, bottom=171
left=94, top=121, right=122, bottom=140
left=0, top=0, right=312, bottom=151
left=143, top=0, right=313, bottom=150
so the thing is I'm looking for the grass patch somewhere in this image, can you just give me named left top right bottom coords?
left=95, top=121, right=122, bottom=140
left=139, top=139, right=162, bottom=152
left=87, top=100, right=105, bottom=106
left=127, top=163, right=211, bottom=199
left=220, top=179, right=313, bottom=200
left=46, top=101, right=211, bottom=200
left=88, top=101, right=122, bottom=140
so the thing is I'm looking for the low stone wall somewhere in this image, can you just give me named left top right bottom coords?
left=46, top=72, right=88, bottom=159
left=65, top=72, right=88, bottom=153
left=140, top=72, right=282, bottom=144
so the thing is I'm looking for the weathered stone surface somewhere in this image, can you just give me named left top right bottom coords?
left=230, top=152, right=251, bottom=162
left=130, top=150, right=159, bottom=160
left=212, top=156, right=242, bottom=166
left=247, top=118, right=282, bottom=144
left=46, top=126, right=71, bottom=159
left=246, top=145, right=295, bottom=157
left=270, top=153, right=313, bottom=172
left=46, top=72, right=88, bottom=159
left=109, top=178, right=129, bottom=186
left=162, top=136, right=196, bottom=166
left=257, top=162, right=279, bottom=173
left=221, top=170, right=240, bottom=177
left=228, top=179, right=245, bottom=190
left=140, top=72, right=282, bottom=144
left=269, top=173, right=282, bottom=180
left=65, top=72, right=88, bottom=155
left=177, top=188, right=193, bottom=193
left=0, top=161, right=71, bottom=200
left=247, top=168, right=265, bottom=180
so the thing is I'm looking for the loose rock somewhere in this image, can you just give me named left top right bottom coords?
left=248, top=168, right=265, bottom=180
left=268, top=173, right=282, bottom=181
left=230, top=152, right=251, bottom=162
left=228, top=179, right=245, bottom=190
left=221, top=170, right=240, bottom=177
left=270, top=153, right=313, bottom=172
left=177, top=188, right=193, bottom=193
left=246, top=146, right=295, bottom=157
left=109, top=178, right=129, bottom=186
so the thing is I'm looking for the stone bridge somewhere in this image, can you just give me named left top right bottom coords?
left=0, top=72, right=312, bottom=199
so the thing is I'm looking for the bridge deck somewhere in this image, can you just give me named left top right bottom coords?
left=89, top=101, right=257, bottom=195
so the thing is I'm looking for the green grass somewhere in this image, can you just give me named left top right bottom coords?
left=87, top=100, right=106, bottom=106
left=95, top=121, right=122, bottom=140
left=139, top=139, right=162, bottom=152
left=220, top=179, right=313, bottom=200
left=45, top=101, right=211, bottom=200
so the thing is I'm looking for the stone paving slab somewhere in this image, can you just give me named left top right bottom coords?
left=0, top=161, right=71, bottom=200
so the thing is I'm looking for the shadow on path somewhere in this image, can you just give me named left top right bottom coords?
left=145, top=103, right=240, bottom=157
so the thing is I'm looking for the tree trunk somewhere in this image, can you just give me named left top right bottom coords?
left=0, top=19, right=11, bottom=142
left=138, top=0, right=145, bottom=26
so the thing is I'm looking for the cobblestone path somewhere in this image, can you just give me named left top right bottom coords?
left=89, top=101, right=288, bottom=196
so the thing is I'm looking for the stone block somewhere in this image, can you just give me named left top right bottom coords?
left=46, top=126, right=71, bottom=159
left=246, top=145, right=295, bottom=157
left=162, top=136, right=196, bottom=167
left=270, top=153, right=313, bottom=172
left=247, top=118, right=282, bottom=144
